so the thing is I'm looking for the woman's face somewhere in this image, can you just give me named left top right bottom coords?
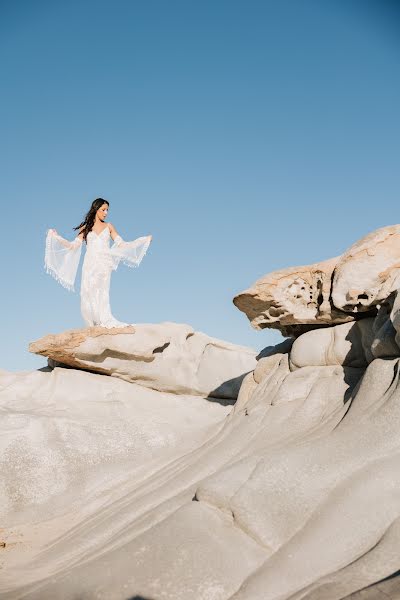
left=97, top=203, right=109, bottom=221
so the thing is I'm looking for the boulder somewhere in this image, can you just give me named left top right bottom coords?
left=234, top=225, right=400, bottom=335
left=289, top=319, right=376, bottom=370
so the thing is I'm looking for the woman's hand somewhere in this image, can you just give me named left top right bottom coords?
left=49, top=228, right=58, bottom=235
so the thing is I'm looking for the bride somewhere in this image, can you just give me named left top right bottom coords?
left=45, top=198, right=152, bottom=328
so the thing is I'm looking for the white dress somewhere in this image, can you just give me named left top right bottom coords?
left=44, top=225, right=152, bottom=328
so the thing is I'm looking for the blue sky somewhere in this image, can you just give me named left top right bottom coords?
left=2, top=0, right=400, bottom=371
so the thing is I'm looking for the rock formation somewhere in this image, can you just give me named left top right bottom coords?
left=234, top=224, right=400, bottom=337
left=332, top=224, right=400, bottom=312
left=1, top=225, right=400, bottom=600
left=29, top=322, right=257, bottom=399
left=232, top=256, right=355, bottom=335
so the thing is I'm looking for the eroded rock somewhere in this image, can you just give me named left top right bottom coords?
left=332, top=224, right=400, bottom=313
left=233, top=257, right=354, bottom=333
left=234, top=225, right=400, bottom=335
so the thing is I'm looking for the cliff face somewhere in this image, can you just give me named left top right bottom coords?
left=1, top=226, right=400, bottom=600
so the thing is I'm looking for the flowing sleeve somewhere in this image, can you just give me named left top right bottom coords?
left=109, top=234, right=152, bottom=271
left=44, top=229, right=83, bottom=292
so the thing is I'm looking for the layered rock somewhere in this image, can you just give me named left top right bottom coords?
left=29, top=322, right=257, bottom=400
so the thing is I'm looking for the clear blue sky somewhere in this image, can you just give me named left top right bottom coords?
left=2, top=0, right=400, bottom=371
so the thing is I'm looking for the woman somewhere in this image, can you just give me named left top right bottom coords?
left=45, top=198, right=152, bottom=328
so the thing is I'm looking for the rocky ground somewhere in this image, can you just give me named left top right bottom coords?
left=1, top=224, right=400, bottom=599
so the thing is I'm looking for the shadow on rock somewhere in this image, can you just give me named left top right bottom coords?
left=207, top=371, right=251, bottom=406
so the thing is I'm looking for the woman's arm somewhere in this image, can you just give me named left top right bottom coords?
left=45, top=228, right=83, bottom=291
left=108, top=222, right=152, bottom=244
left=109, top=226, right=153, bottom=270
left=49, top=228, right=84, bottom=248
left=108, top=222, right=120, bottom=242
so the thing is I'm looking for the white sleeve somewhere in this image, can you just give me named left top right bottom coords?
left=44, top=229, right=83, bottom=292
left=109, top=234, right=152, bottom=270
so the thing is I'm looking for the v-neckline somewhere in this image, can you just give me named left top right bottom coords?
left=91, top=226, right=109, bottom=237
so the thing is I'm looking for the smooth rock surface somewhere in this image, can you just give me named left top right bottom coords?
left=289, top=319, right=375, bottom=370
left=24, top=502, right=267, bottom=600
left=0, top=367, right=229, bottom=525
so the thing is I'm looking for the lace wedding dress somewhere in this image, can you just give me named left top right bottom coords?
left=44, top=226, right=152, bottom=328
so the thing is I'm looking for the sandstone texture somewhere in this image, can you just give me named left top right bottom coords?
left=2, top=225, right=400, bottom=600
left=234, top=225, right=400, bottom=336
left=233, top=256, right=354, bottom=334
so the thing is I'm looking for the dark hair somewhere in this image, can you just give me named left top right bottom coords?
left=73, top=198, right=109, bottom=243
